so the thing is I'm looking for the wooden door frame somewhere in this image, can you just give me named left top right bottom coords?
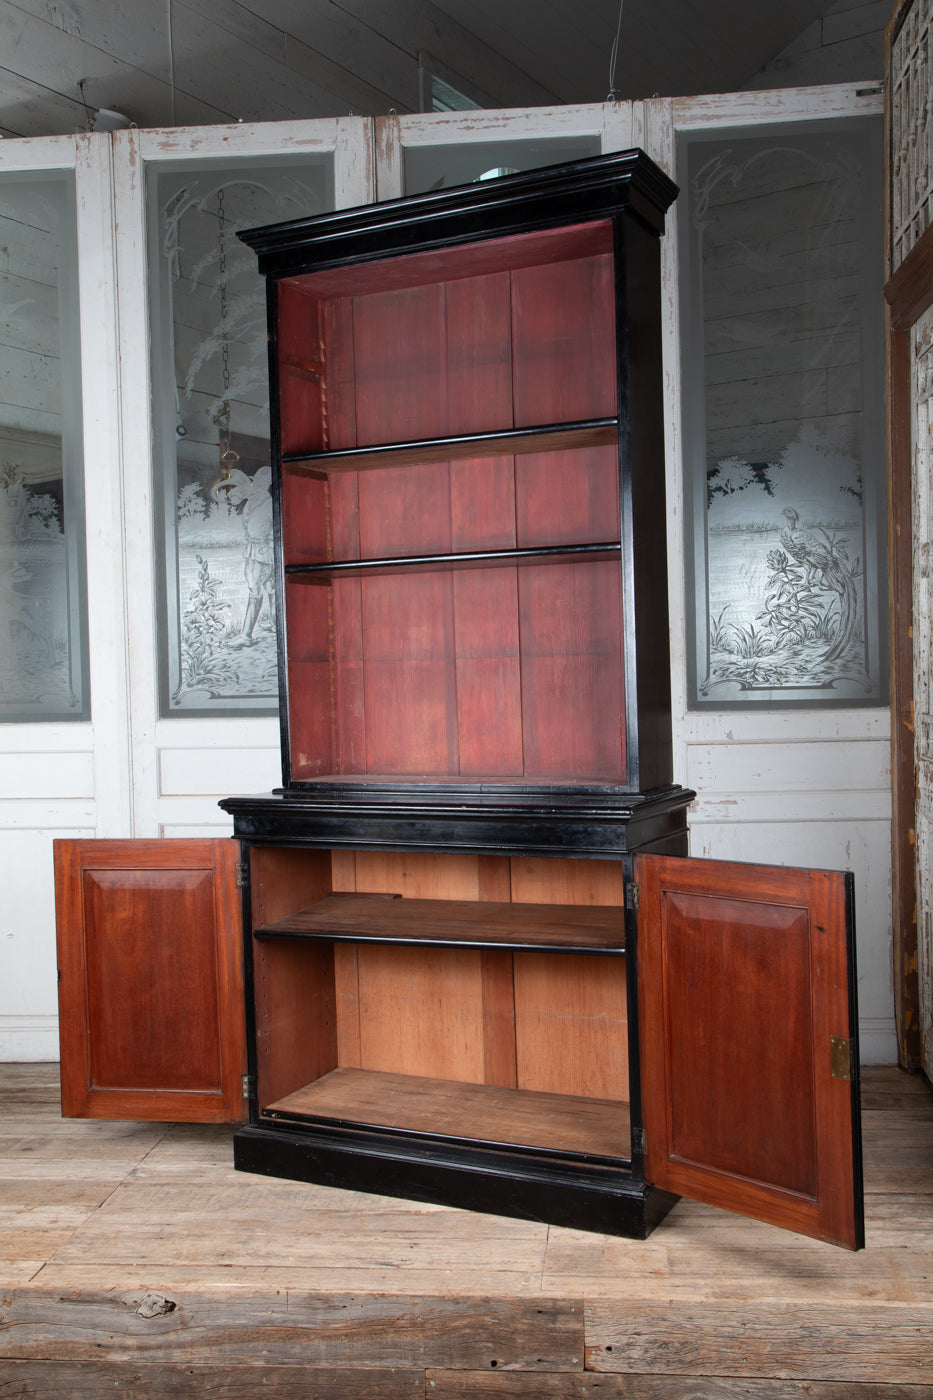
left=884, top=224, right=933, bottom=1070
left=884, top=0, right=932, bottom=1069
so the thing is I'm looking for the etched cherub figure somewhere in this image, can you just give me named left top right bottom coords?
left=213, top=465, right=274, bottom=647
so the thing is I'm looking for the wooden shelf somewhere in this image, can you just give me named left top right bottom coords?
left=281, top=418, right=618, bottom=475
left=264, top=1067, right=631, bottom=1159
left=284, top=541, right=622, bottom=580
left=254, top=891, right=626, bottom=954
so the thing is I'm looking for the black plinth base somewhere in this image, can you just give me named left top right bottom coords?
left=233, top=1121, right=680, bottom=1239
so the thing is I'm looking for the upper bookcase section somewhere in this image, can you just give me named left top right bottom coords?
left=238, top=149, right=677, bottom=280
left=237, top=151, right=680, bottom=804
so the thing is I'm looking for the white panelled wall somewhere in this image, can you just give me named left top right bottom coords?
left=0, top=91, right=896, bottom=1064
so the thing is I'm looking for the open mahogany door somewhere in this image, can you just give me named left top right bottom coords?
left=55, top=839, right=247, bottom=1124
left=635, top=853, right=864, bottom=1250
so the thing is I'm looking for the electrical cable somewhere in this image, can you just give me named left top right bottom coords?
left=167, top=0, right=176, bottom=126
left=607, top=0, right=624, bottom=101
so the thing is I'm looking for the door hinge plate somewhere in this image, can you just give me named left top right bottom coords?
left=235, top=861, right=249, bottom=888
left=241, top=1073, right=255, bottom=1099
left=634, top=1126, right=647, bottom=1156
left=625, top=881, right=641, bottom=911
left=830, top=1036, right=852, bottom=1081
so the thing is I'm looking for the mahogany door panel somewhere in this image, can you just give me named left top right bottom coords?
left=636, top=853, right=863, bottom=1249
left=55, top=839, right=247, bottom=1123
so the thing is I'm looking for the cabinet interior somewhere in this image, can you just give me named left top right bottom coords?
left=248, top=846, right=632, bottom=1160
left=275, top=220, right=628, bottom=787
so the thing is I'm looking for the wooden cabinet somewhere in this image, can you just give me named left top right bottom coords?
left=54, top=152, right=863, bottom=1249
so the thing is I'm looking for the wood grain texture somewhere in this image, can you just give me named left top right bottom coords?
left=636, top=853, right=862, bottom=1249
left=482, top=949, right=518, bottom=1088
left=584, top=1301, right=933, bottom=1383
left=509, top=858, right=625, bottom=908
left=510, top=254, right=616, bottom=426
left=0, top=1065, right=930, bottom=1390
left=248, top=846, right=334, bottom=929
left=249, top=845, right=340, bottom=1108
left=264, top=1066, right=630, bottom=1156
left=54, top=839, right=246, bottom=1125
left=355, top=944, right=486, bottom=1081
left=0, top=1362, right=425, bottom=1398
left=518, top=558, right=624, bottom=780
left=427, top=1379, right=933, bottom=1399
left=291, top=224, right=613, bottom=303
left=0, top=1290, right=580, bottom=1369
left=882, top=226, right=933, bottom=1070
left=257, top=891, right=627, bottom=952
left=276, top=227, right=633, bottom=785
left=333, top=942, right=362, bottom=1068
left=513, top=952, right=628, bottom=1101
left=277, top=280, right=325, bottom=458
left=253, top=939, right=337, bottom=1111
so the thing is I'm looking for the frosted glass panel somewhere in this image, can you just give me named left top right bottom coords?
left=149, top=155, right=333, bottom=715
left=0, top=172, right=87, bottom=721
left=681, top=119, right=886, bottom=707
left=404, top=136, right=600, bottom=194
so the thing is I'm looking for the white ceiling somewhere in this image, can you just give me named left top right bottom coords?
left=379, top=0, right=841, bottom=103
left=0, top=0, right=877, bottom=140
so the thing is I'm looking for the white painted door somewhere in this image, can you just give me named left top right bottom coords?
left=649, top=86, right=894, bottom=1065
left=0, top=133, right=126, bottom=1058
left=111, top=118, right=374, bottom=842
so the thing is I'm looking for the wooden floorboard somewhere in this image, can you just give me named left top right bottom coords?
left=0, top=1064, right=930, bottom=1395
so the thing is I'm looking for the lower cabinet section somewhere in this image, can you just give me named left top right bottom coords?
left=54, top=834, right=864, bottom=1249
left=240, top=844, right=653, bottom=1235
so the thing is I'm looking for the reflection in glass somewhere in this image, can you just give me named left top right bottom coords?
left=0, top=172, right=87, bottom=721
left=149, top=156, right=334, bottom=715
left=681, top=120, right=886, bottom=707
left=404, top=135, right=600, bottom=195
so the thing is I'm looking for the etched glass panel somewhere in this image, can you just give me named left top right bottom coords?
left=681, top=119, right=887, bottom=707
left=149, top=155, right=334, bottom=715
left=0, top=171, right=87, bottom=721
left=404, top=135, right=600, bottom=194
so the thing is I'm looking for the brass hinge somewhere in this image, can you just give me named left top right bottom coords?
left=241, top=1073, right=255, bottom=1099
left=235, top=861, right=249, bottom=888
left=634, top=1127, right=647, bottom=1155
left=830, top=1037, right=852, bottom=1081
left=625, top=882, right=641, bottom=911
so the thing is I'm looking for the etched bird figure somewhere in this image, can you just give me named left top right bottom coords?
left=779, top=507, right=858, bottom=663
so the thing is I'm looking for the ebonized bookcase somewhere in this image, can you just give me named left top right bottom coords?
left=216, top=153, right=863, bottom=1246
left=53, top=152, right=863, bottom=1249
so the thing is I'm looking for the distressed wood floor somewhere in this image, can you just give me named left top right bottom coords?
left=0, top=1063, right=931, bottom=1397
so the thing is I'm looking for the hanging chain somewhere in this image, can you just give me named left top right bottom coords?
left=213, top=186, right=239, bottom=486
left=218, top=186, right=231, bottom=405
